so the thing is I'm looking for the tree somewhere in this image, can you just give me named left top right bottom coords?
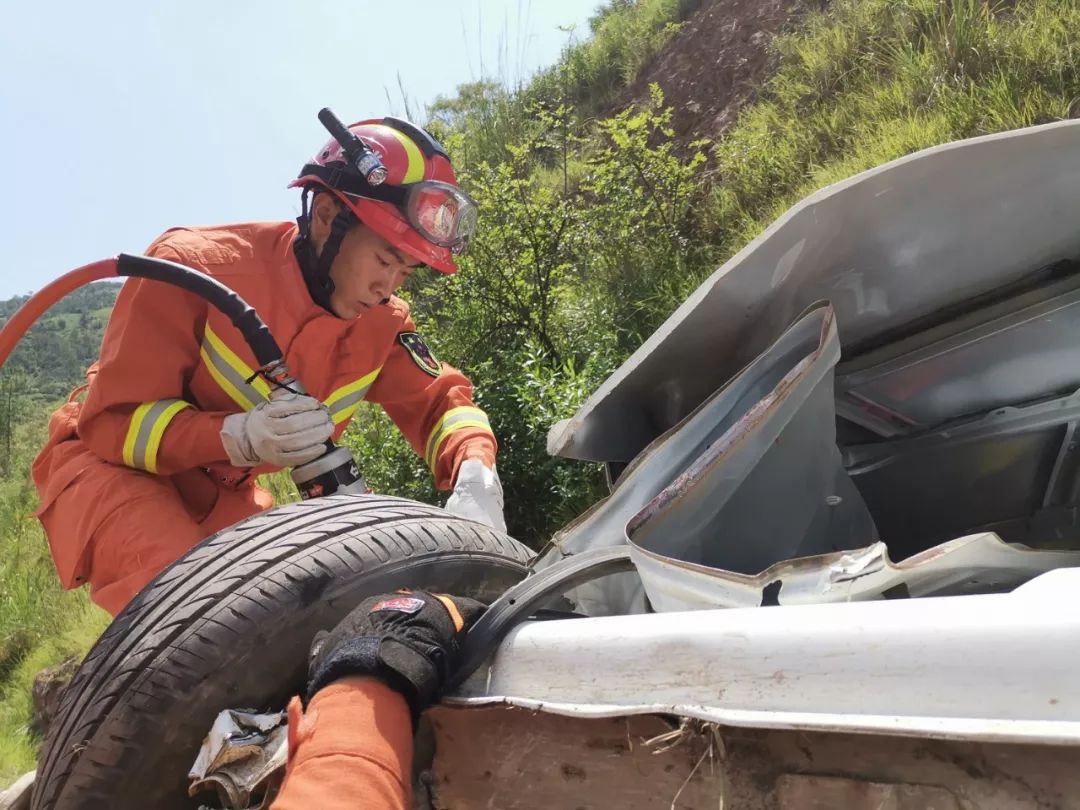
left=0, top=369, right=30, bottom=477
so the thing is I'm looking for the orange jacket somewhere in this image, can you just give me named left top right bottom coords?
left=273, top=678, right=413, bottom=810
left=49, top=221, right=495, bottom=498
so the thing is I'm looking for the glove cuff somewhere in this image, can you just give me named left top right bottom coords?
left=305, top=636, right=436, bottom=728
left=220, top=413, right=259, bottom=467
left=451, top=442, right=496, bottom=487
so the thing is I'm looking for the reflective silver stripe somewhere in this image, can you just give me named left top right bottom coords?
left=199, top=326, right=268, bottom=411
left=124, top=398, right=192, bottom=473
left=327, top=384, right=374, bottom=423
left=325, top=367, right=382, bottom=425
left=424, top=407, right=492, bottom=469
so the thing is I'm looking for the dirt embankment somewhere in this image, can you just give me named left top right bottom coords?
left=616, top=0, right=821, bottom=143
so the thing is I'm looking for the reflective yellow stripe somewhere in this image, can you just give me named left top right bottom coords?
left=325, top=367, right=382, bottom=425
left=424, top=406, right=472, bottom=462
left=424, top=406, right=492, bottom=470
left=425, top=406, right=487, bottom=459
left=324, top=368, right=381, bottom=409
left=373, top=124, right=425, bottom=184
left=205, top=323, right=272, bottom=398
left=200, top=323, right=271, bottom=411
left=121, top=399, right=193, bottom=473
left=428, top=420, right=492, bottom=470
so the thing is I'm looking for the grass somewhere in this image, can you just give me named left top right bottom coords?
left=701, top=0, right=1080, bottom=258
left=537, top=0, right=704, bottom=112
left=0, top=603, right=109, bottom=785
left=0, top=419, right=110, bottom=786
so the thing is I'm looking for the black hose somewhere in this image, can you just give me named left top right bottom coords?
left=115, top=253, right=283, bottom=367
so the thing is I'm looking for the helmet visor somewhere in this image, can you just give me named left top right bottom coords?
left=404, top=181, right=478, bottom=254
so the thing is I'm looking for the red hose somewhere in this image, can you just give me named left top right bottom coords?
left=0, top=258, right=119, bottom=372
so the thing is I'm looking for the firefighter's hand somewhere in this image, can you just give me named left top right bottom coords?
left=445, top=459, right=507, bottom=532
left=306, top=591, right=485, bottom=724
left=220, top=391, right=333, bottom=468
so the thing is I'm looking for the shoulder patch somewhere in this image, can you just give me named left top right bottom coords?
left=398, top=331, right=440, bottom=377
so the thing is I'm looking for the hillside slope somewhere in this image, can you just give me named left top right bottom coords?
left=0, top=282, right=120, bottom=402
left=617, top=0, right=813, bottom=141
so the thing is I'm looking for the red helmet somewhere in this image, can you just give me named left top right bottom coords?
left=290, top=117, right=475, bottom=273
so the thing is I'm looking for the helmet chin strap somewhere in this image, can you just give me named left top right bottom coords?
left=293, top=190, right=358, bottom=317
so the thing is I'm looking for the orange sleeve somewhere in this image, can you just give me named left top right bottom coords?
left=366, top=310, right=497, bottom=490
left=77, top=241, right=235, bottom=475
left=272, top=677, right=413, bottom=810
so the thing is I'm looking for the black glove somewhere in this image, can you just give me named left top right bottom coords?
left=306, top=591, right=485, bottom=724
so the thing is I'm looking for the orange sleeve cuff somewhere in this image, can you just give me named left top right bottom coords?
left=443, top=432, right=498, bottom=490
left=154, top=409, right=231, bottom=472
left=273, top=677, right=413, bottom=810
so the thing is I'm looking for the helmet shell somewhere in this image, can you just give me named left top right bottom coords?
left=291, top=119, right=461, bottom=273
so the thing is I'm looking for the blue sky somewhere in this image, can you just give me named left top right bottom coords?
left=0, top=1, right=599, bottom=300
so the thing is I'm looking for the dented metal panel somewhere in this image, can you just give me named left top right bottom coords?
left=187, top=709, right=287, bottom=809
left=452, top=568, right=1080, bottom=744
left=845, top=388, right=1080, bottom=557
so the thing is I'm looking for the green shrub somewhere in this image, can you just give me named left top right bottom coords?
left=340, top=88, right=717, bottom=547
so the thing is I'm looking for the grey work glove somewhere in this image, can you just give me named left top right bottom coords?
left=445, top=459, right=507, bottom=532
left=220, top=391, right=333, bottom=468
left=306, top=591, right=486, bottom=725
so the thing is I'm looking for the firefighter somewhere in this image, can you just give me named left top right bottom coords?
left=272, top=589, right=482, bottom=809
left=32, top=116, right=505, bottom=616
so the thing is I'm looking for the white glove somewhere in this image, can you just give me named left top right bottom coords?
left=220, top=391, right=334, bottom=468
left=445, top=459, right=507, bottom=533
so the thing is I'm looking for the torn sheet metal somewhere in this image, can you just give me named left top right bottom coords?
left=629, top=532, right=1080, bottom=611
left=451, top=567, right=1080, bottom=745
left=537, top=303, right=875, bottom=616
left=548, top=119, right=1080, bottom=463
left=188, top=709, right=287, bottom=810
left=620, top=302, right=876, bottom=612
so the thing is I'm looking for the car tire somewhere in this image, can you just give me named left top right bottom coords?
left=32, top=494, right=533, bottom=810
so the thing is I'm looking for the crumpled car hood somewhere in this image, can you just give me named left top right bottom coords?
left=548, top=119, right=1080, bottom=464
left=538, top=120, right=1080, bottom=614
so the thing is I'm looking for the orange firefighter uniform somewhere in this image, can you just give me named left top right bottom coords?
left=32, top=221, right=497, bottom=616
left=272, top=678, right=414, bottom=809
